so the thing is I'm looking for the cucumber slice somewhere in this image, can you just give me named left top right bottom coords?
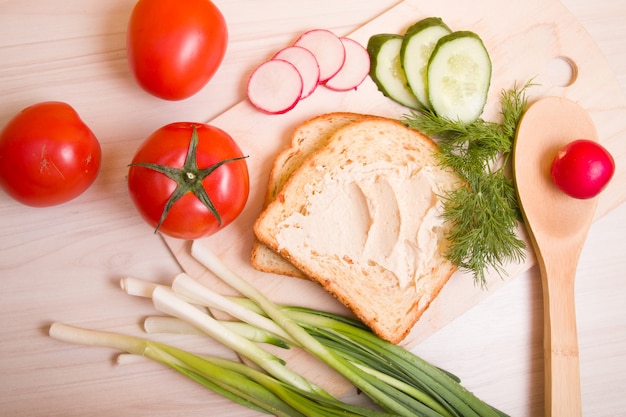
left=427, top=31, right=492, bottom=123
left=367, top=34, right=420, bottom=109
left=400, top=17, right=452, bottom=109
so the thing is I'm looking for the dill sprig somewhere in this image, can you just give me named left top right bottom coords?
left=402, top=82, right=532, bottom=287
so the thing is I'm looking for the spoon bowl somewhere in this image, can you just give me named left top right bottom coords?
left=513, top=96, right=598, bottom=417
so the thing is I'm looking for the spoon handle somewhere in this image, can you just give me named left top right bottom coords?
left=538, top=255, right=582, bottom=417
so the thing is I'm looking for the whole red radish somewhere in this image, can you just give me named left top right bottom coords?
left=550, top=139, right=615, bottom=199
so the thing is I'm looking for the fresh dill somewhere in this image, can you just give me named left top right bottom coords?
left=402, top=82, right=532, bottom=287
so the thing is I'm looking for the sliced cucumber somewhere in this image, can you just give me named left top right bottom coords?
left=367, top=34, right=420, bottom=109
left=427, top=31, right=492, bottom=123
left=400, top=17, right=451, bottom=109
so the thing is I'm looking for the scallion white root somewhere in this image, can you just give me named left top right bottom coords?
left=50, top=323, right=144, bottom=355
left=120, top=276, right=161, bottom=298
left=143, top=316, right=201, bottom=335
left=115, top=353, right=149, bottom=365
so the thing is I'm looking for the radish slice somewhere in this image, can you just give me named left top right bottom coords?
left=247, top=59, right=303, bottom=114
left=325, top=38, right=371, bottom=92
left=294, top=29, right=346, bottom=83
left=272, top=46, right=320, bottom=99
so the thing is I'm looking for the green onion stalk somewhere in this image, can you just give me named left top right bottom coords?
left=48, top=243, right=510, bottom=417
left=188, top=242, right=508, bottom=417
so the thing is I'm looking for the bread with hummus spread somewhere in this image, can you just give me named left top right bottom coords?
left=251, top=112, right=372, bottom=278
left=253, top=117, right=463, bottom=343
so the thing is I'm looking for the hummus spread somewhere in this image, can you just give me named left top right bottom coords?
left=275, top=161, right=444, bottom=289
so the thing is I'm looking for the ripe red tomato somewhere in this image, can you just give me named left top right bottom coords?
left=128, top=122, right=249, bottom=239
left=0, top=102, right=102, bottom=207
left=126, top=0, right=228, bottom=101
left=550, top=139, right=615, bottom=199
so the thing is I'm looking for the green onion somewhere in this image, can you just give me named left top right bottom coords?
left=151, top=285, right=327, bottom=396
left=50, top=323, right=312, bottom=417
left=190, top=243, right=445, bottom=416
left=49, top=323, right=393, bottom=417
left=49, top=244, right=510, bottom=417
left=189, top=242, right=507, bottom=417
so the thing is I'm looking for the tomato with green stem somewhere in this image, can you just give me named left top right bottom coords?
left=128, top=123, right=249, bottom=239
left=126, top=0, right=228, bottom=100
left=0, top=101, right=102, bottom=207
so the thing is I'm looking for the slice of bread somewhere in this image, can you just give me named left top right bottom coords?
left=253, top=117, right=463, bottom=343
left=250, top=112, right=372, bottom=278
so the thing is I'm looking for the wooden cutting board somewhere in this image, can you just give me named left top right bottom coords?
left=164, top=0, right=626, bottom=394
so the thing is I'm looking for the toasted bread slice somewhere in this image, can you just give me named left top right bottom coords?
left=253, top=117, right=463, bottom=343
left=250, top=112, right=372, bottom=278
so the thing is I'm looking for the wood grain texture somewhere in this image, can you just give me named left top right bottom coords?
left=0, top=0, right=624, bottom=416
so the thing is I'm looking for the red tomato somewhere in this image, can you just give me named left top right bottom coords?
left=126, top=0, right=228, bottom=101
left=550, top=139, right=615, bottom=199
left=0, top=102, right=102, bottom=207
left=128, top=122, right=249, bottom=239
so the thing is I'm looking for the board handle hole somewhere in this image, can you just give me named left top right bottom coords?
left=546, top=56, right=578, bottom=87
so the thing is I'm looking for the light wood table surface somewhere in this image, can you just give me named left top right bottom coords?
left=1, top=1, right=624, bottom=416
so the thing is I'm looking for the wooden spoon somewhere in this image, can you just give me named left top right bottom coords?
left=513, top=96, right=598, bottom=417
